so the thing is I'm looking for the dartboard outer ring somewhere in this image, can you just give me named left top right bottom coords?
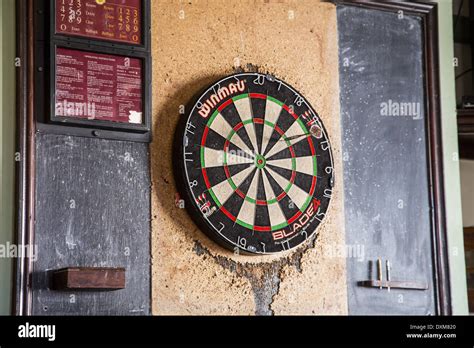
left=174, top=73, right=334, bottom=255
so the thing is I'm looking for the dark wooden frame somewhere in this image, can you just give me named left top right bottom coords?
left=13, top=0, right=451, bottom=315
left=458, top=109, right=474, bottom=160
left=464, top=227, right=474, bottom=312
left=335, top=0, right=451, bottom=315
left=458, top=109, right=474, bottom=134
left=13, top=0, right=36, bottom=316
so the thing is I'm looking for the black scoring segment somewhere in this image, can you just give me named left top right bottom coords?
left=250, top=96, right=267, bottom=154
left=220, top=102, right=256, bottom=153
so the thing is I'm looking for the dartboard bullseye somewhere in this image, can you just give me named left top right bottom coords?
left=176, top=73, right=334, bottom=254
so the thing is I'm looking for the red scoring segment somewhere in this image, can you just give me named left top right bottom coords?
left=249, top=93, right=267, bottom=99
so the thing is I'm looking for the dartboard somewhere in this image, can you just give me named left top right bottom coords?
left=177, top=73, right=334, bottom=254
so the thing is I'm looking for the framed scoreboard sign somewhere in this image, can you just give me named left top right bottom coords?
left=34, top=0, right=151, bottom=142
left=176, top=73, right=334, bottom=254
left=54, top=0, right=145, bottom=47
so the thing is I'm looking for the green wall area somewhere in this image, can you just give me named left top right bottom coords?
left=437, top=0, right=469, bottom=314
left=0, top=0, right=15, bottom=315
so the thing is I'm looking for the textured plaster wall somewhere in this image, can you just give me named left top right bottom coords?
left=151, top=0, right=347, bottom=315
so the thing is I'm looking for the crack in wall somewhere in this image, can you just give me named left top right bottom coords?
left=192, top=234, right=319, bottom=316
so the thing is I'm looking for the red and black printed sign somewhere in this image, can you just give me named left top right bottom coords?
left=55, top=47, right=143, bottom=124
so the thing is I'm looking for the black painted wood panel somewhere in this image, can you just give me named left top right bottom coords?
left=32, top=133, right=150, bottom=315
left=337, top=5, right=436, bottom=315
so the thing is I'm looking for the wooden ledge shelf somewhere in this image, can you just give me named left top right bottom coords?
left=52, top=267, right=126, bottom=291
left=358, top=280, right=428, bottom=290
left=458, top=109, right=474, bottom=135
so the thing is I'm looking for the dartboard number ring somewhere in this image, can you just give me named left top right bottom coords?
left=178, top=73, right=334, bottom=254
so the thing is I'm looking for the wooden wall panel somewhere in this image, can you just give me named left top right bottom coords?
left=31, top=134, right=150, bottom=315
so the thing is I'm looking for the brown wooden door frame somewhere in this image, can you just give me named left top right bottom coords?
left=13, top=0, right=36, bottom=316
left=13, top=0, right=451, bottom=315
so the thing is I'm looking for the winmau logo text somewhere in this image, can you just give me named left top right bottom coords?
left=18, top=322, right=56, bottom=342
